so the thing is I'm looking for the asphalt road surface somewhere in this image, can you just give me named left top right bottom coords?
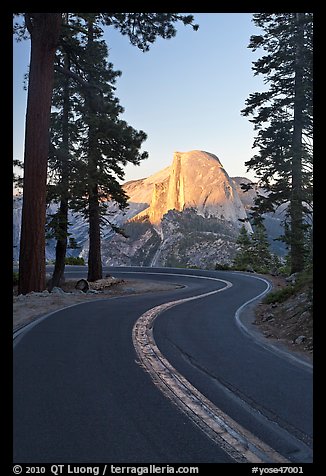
left=13, top=267, right=313, bottom=463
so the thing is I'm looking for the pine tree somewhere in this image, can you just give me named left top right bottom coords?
left=15, top=14, right=62, bottom=294
left=233, top=223, right=274, bottom=273
left=48, top=15, right=149, bottom=282
left=241, top=13, right=313, bottom=275
left=233, top=225, right=253, bottom=271
left=14, top=13, right=199, bottom=293
left=251, top=223, right=273, bottom=273
left=100, top=13, right=199, bottom=51
left=46, top=13, right=81, bottom=289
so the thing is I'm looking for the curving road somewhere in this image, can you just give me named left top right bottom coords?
left=13, top=267, right=313, bottom=463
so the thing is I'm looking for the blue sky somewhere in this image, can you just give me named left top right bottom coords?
left=13, top=13, right=265, bottom=183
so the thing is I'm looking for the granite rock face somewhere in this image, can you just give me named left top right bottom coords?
left=99, top=150, right=252, bottom=267
left=131, top=150, right=251, bottom=232
left=14, top=150, right=282, bottom=268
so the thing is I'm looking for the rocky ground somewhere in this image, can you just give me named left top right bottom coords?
left=253, top=275, right=313, bottom=360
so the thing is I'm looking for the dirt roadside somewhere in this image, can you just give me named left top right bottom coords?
left=253, top=274, right=313, bottom=362
left=13, top=277, right=182, bottom=332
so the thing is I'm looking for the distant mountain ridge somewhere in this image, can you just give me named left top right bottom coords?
left=13, top=150, right=286, bottom=267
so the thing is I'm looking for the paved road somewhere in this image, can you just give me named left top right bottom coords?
left=13, top=267, right=313, bottom=463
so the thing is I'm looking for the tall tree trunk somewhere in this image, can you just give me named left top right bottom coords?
left=51, top=34, right=71, bottom=290
left=290, top=12, right=305, bottom=274
left=50, top=198, right=68, bottom=289
left=87, top=183, right=103, bottom=281
left=18, top=13, right=62, bottom=294
left=86, top=18, right=103, bottom=282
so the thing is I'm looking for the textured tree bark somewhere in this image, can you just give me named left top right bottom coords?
left=18, top=14, right=62, bottom=294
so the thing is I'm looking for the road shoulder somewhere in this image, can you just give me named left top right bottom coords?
left=13, top=278, right=181, bottom=332
left=238, top=273, right=313, bottom=366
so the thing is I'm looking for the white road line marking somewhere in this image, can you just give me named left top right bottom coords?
left=132, top=273, right=289, bottom=463
left=233, top=273, right=313, bottom=371
left=13, top=268, right=307, bottom=461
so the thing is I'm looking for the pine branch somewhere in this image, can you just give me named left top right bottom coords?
left=101, top=216, right=129, bottom=238
left=54, top=65, right=104, bottom=95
